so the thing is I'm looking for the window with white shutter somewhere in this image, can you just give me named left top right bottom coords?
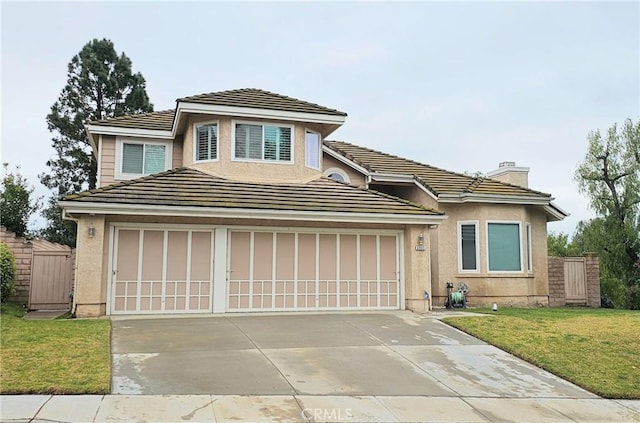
left=234, top=122, right=293, bottom=162
left=195, top=123, right=218, bottom=161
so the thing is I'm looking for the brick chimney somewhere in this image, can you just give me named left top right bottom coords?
left=487, top=161, right=529, bottom=188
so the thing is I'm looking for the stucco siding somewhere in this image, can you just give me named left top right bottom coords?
left=183, top=114, right=324, bottom=183
left=172, top=135, right=183, bottom=168
left=431, top=203, right=549, bottom=307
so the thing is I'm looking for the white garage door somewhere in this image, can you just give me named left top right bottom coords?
left=111, top=228, right=214, bottom=314
left=228, top=230, right=401, bottom=312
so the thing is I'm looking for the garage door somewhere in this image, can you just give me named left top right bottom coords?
left=111, top=228, right=214, bottom=314
left=228, top=231, right=400, bottom=311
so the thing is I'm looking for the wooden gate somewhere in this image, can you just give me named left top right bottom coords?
left=29, top=250, right=74, bottom=310
left=564, top=257, right=587, bottom=304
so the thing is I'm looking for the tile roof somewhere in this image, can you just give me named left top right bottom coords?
left=324, top=140, right=551, bottom=198
left=64, top=168, right=442, bottom=216
left=89, top=109, right=175, bottom=131
left=178, top=88, right=347, bottom=117
left=88, top=89, right=346, bottom=130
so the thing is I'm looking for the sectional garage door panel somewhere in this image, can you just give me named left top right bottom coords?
left=111, top=228, right=214, bottom=314
left=228, top=230, right=400, bottom=312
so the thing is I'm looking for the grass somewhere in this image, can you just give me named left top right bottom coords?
left=443, top=307, right=640, bottom=399
left=0, top=303, right=111, bottom=394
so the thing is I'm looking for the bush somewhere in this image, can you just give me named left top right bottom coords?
left=626, top=283, right=640, bottom=310
left=0, top=243, right=16, bottom=302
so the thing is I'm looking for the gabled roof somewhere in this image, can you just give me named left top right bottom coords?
left=87, top=89, right=346, bottom=131
left=178, top=88, right=347, bottom=117
left=89, top=109, right=175, bottom=131
left=61, top=168, right=444, bottom=224
left=324, top=140, right=552, bottom=199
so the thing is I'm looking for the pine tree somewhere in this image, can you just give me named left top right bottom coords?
left=39, top=38, right=153, bottom=245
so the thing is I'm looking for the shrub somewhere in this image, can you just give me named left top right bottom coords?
left=0, top=243, right=16, bottom=302
left=626, top=283, right=640, bottom=310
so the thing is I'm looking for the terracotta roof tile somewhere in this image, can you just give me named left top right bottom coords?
left=178, top=88, right=347, bottom=117
left=324, top=140, right=551, bottom=198
left=64, top=168, right=442, bottom=216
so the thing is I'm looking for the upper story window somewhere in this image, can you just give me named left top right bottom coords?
left=233, top=122, right=292, bottom=162
left=487, top=221, right=522, bottom=272
left=116, top=139, right=171, bottom=180
left=457, top=221, right=479, bottom=272
left=305, top=131, right=321, bottom=169
left=195, top=122, right=218, bottom=162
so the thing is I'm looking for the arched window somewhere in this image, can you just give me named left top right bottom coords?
left=323, top=168, right=351, bottom=184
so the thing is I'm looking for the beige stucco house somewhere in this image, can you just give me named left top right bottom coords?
left=60, top=89, right=566, bottom=317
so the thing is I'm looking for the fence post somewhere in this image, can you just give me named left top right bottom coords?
left=547, top=256, right=566, bottom=307
left=583, top=252, right=601, bottom=308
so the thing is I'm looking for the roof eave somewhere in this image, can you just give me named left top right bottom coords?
left=58, top=201, right=447, bottom=226
left=545, top=202, right=570, bottom=222
left=85, top=124, right=98, bottom=157
left=177, top=101, right=346, bottom=124
left=85, top=124, right=174, bottom=139
left=438, top=193, right=552, bottom=205
left=322, top=145, right=370, bottom=175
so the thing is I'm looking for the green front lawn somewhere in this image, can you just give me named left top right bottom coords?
left=443, top=307, right=640, bottom=399
left=0, top=303, right=111, bottom=394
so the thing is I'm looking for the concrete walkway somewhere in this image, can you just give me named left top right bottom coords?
left=2, top=393, right=639, bottom=422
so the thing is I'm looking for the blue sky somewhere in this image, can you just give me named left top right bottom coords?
left=2, top=1, right=639, bottom=235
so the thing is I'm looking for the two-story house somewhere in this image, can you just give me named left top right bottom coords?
left=60, top=89, right=566, bottom=317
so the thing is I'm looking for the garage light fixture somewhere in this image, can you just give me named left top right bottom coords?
left=88, top=225, right=95, bottom=238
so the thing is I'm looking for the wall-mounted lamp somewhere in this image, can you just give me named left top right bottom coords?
left=88, top=225, right=95, bottom=238
left=417, top=232, right=424, bottom=246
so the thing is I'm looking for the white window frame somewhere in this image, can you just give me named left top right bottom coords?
left=457, top=220, right=480, bottom=273
left=193, top=120, right=219, bottom=163
left=115, top=137, right=172, bottom=180
left=525, top=222, right=533, bottom=273
left=231, top=120, right=295, bottom=164
left=305, top=129, right=321, bottom=169
left=486, top=220, right=523, bottom=273
left=323, top=167, right=351, bottom=184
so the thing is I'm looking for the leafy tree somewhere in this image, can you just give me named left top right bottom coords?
left=572, top=219, right=626, bottom=307
left=39, top=38, right=153, bottom=245
left=0, top=164, right=41, bottom=238
left=547, top=232, right=581, bottom=257
left=36, top=198, right=77, bottom=247
left=575, top=118, right=640, bottom=309
left=0, top=242, right=16, bottom=302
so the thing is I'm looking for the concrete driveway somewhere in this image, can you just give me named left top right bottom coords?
left=111, top=311, right=594, bottom=399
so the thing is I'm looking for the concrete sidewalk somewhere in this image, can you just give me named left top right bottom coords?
left=2, top=394, right=640, bottom=422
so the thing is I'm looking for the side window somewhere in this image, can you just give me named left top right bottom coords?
left=120, top=142, right=168, bottom=177
left=195, top=123, right=218, bottom=161
left=487, top=222, right=522, bottom=272
left=525, top=223, right=532, bottom=272
left=458, top=222, right=479, bottom=272
left=305, top=131, right=320, bottom=169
